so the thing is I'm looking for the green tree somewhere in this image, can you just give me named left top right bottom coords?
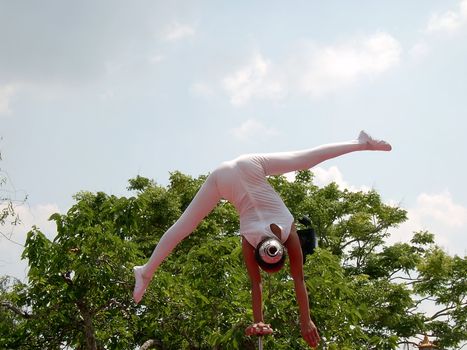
left=0, top=170, right=465, bottom=349
left=0, top=147, right=29, bottom=347
left=2, top=192, right=142, bottom=349
left=0, top=147, right=25, bottom=244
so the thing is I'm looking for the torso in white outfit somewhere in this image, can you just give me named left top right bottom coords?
left=212, top=154, right=294, bottom=247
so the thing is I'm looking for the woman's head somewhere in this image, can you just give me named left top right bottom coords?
left=255, top=237, right=287, bottom=273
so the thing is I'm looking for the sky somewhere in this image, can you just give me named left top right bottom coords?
left=1, top=0, right=466, bottom=306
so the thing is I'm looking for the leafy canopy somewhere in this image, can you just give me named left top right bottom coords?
left=0, top=170, right=465, bottom=349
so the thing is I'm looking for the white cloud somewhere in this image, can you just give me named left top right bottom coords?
left=0, top=84, right=18, bottom=115
left=315, top=166, right=373, bottom=193
left=164, top=22, right=195, bottom=42
left=222, top=53, right=285, bottom=106
left=284, top=166, right=371, bottom=193
left=389, top=191, right=467, bottom=255
left=296, top=32, right=401, bottom=98
left=409, top=1, right=467, bottom=65
left=0, top=203, right=59, bottom=281
left=426, top=0, right=467, bottom=34
left=414, top=191, right=467, bottom=228
left=462, top=0, right=467, bottom=17
left=230, top=119, right=279, bottom=141
left=312, top=166, right=371, bottom=192
left=220, top=32, right=401, bottom=105
left=426, top=11, right=463, bottom=33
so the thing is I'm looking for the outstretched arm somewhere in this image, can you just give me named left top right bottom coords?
left=285, top=225, right=320, bottom=348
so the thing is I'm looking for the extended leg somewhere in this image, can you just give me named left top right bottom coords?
left=262, top=130, right=391, bottom=176
left=133, top=175, right=221, bottom=303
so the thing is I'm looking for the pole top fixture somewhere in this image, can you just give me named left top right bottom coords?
left=418, top=334, right=437, bottom=349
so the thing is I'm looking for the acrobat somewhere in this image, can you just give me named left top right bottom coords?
left=133, top=131, right=391, bottom=348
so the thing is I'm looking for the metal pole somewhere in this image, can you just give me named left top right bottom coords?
left=258, top=335, right=263, bottom=350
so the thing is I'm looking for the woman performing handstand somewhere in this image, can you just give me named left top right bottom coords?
left=133, top=131, right=392, bottom=348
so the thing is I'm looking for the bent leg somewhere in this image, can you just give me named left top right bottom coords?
left=133, top=174, right=221, bottom=303
left=263, top=130, right=391, bottom=176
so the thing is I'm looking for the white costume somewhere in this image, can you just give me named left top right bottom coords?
left=209, top=154, right=294, bottom=247
left=133, top=131, right=391, bottom=303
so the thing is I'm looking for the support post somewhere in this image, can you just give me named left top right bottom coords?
left=258, top=335, right=263, bottom=350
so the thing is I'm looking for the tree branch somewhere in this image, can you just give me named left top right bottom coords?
left=75, top=299, right=97, bottom=350
left=428, top=304, right=459, bottom=321
left=0, top=300, right=32, bottom=318
left=397, top=340, right=420, bottom=347
left=99, top=298, right=131, bottom=319
left=0, top=229, right=24, bottom=246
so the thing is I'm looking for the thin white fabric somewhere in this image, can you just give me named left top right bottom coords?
left=133, top=131, right=391, bottom=302
left=142, top=131, right=391, bottom=279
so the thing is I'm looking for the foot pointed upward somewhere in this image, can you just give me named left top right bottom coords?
left=133, top=265, right=151, bottom=304
left=357, top=130, right=392, bottom=151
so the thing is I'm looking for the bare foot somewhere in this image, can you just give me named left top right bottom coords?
left=358, top=130, right=392, bottom=151
left=133, top=266, right=150, bottom=304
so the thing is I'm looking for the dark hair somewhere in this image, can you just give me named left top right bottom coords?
left=255, top=237, right=287, bottom=273
left=297, top=216, right=318, bottom=263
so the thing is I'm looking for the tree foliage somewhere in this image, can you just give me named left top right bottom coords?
left=0, top=148, right=25, bottom=243
left=0, top=170, right=465, bottom=349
